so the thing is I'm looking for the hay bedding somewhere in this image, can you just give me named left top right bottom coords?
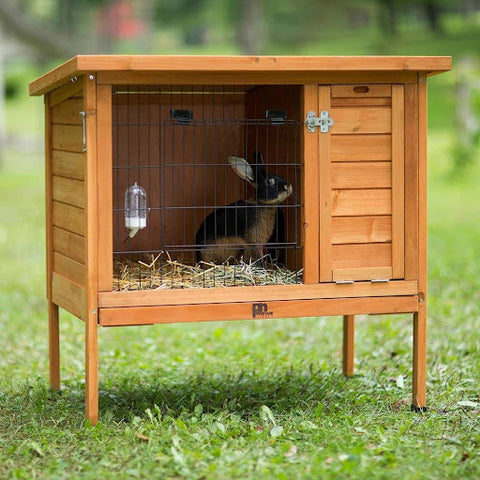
left=113, top=252, right=303, bottom=291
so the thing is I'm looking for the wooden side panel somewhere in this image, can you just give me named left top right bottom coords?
left=53, top=201, right=85, bottom=236
left=52, top=176, right=85, bottom=208
left=53, top=227, right=85, bottom=264
left=51, top=97, right=84, bottom=124
left=52, top=125, right=84, bottom=152
left=53, top=252, right=86, bottom=285
left=52, top=150, right=85, bottom=180
left=51, top=272, right=86, bottom=319
left=49, top=83, right=87, bottom=297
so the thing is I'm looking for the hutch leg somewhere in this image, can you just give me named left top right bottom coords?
left=342, top=315, right=355, bottom=377
left=85, top=316, right=99, bottom=424
left=48, top=301, right=60, bottom=390
left=412, top=305, right=427, bottom=411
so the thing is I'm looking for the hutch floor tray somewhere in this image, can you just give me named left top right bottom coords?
left=30, top=55, right=451, bottom=424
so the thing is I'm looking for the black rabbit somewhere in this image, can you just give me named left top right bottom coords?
left=195, top=152, right=293, bottom=265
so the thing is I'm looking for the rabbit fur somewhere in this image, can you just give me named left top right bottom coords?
left=195, top=152, right=293, bottom=265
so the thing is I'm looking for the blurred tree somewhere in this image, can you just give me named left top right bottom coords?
left=237, top=0, right=265, bottom=54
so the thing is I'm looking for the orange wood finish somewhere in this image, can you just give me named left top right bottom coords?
left=30, top=56, right=451, bottom=424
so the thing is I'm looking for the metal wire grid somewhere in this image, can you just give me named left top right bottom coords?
left=112, top=85, right=303, bottom=289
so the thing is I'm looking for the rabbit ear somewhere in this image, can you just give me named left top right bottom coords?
left=228, top=156, right=255, bottom=184
left=252, top=151, right=266, bottom=181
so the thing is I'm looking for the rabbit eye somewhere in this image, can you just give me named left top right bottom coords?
left=267, top=178, right=275, bottom=186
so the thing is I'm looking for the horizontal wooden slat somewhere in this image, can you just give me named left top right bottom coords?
left=331, top=107, right=391, bottom=134
left=52, top=272, right=86, bottom=320
left=331, top=97, right=391, bottom=107
left=53, top=201, right=85, bottom=235
left=332, top=243, right=392, bottom=269
left=333, top=267, right=393, bottom=282
left=331, top=134, right=391, bottom=162
left=53, top=227, right=85, bottom=264
left=52, top=150, right=85, bottom=180
left=332, top=216, right=392, bottom=244
left=331, top=162, right=391, bottom=189
left=332, top=189, right=391, bottom=216
left=98, top=280, right=418, bottom=307
left=52, top=124, right=83, bottom=152
left=53, top=252, right=86, bottom=286
left=52, top=175, right=85, bottom=208
left=51, top=98, right=84, bottom=125
left=99, top=295, right=418, bottom=327
left=331, top=84, right=392, bottom=98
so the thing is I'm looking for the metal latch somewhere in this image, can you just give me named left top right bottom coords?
left=79, top=111, right=86, bottom=152
left=305, top=111, right=334, bottom=133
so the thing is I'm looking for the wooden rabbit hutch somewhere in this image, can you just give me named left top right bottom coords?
left=30, top=55, right=451, bottom=424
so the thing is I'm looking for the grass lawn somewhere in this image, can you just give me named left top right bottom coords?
left=1, top=22, right=479, bottom=477
left=1, top=133, right=479, bottom=480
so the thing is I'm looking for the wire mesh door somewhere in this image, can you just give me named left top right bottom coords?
left=112, top=84, right=303, bottom=290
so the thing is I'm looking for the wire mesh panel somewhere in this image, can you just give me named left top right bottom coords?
left=112, top=85, right=303, bottom=290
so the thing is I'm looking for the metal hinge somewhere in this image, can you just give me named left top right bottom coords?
left=305, top=111, right=334, bottom=133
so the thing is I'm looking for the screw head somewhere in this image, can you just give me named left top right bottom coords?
left=89, top=74, right=94, bottom=80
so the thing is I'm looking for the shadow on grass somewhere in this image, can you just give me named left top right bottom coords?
left=2, top=366, right=361, bottom=426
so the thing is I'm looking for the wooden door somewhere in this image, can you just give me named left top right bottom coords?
left=318, top=84, right=405, bottom=282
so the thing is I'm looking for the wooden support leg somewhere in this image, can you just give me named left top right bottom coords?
left=343, top=315, right=355, bottom=377
left=412, top=304, right=427, bottom=412
left=85, top=312, right=99, bottom=424
left=48, top=301, right=60, bottom=390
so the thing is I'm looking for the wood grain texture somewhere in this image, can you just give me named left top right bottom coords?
left=52, top=150, right=85, bottom=180
left=412, top=305, right=427, bottom=408
left=29, top=55, right=451, bottom=96
left=331, top=162, right=391, bottom=189
left=343, top=315, right=355, bottom=376
left=98, top=280, right=418, bottom=308
left=51, top=97, right=84, bottom=124
left=53, top=201, right=85, bottom=235
left=332, top=216, right=391, bottom=244
left=392, top=85, right=405, bottom=279
left=53, top=251, right=86, bottom=286
left=51, top=272, right=86, bottom=319
left=52, top=175, right=85, bottom=208
left=302, top=85, right=320, bottom=283
left=333, top=266, right=393, bottom=282
left=318, top=86, right=332, bottom=282
left=53, top=226, right=85, bottom=264
left=84, top=75, right=99, bottom=426
left=52, top=124, right=84, bottom=152
left=404, top=83, right=419, bottom=281
left=330, top=134, right=391, bottom=162
left=96, top=84, right=113, bottom=292
left=331, top=107, right=391, bottom=134
left=331, top=189, right=392, bottom=217
left=99, top=295, right=418, bottom=326
left=332, top=84, right=391, bottom=98
left=332, top=243, right=391, bottom=269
